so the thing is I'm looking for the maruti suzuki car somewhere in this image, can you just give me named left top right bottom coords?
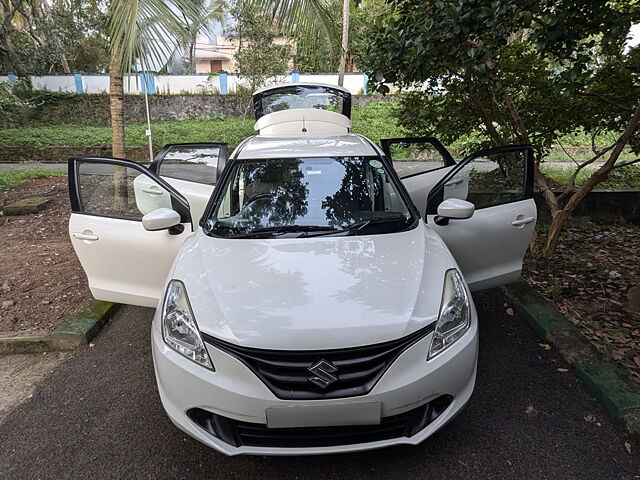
left=67, top=83, right=536, bottom=455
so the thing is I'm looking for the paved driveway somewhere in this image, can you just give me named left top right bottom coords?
left=0, top=289, right=638, bottom=479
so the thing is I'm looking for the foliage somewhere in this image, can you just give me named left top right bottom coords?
left=108, top=0, right=207, bottom=75
left=290, top=0, right=390, bottom=73
left=0, top=167, right=65, bottom=190
left=363, top=2, right=640, bottom=154
left=359, top=0, right=640, bottom=255
left=0, top=0, right=109, bottom=75
left=292, top=0, right=341, bottom=72
left=0, top=101, right=406, bottom=147
left=350, top=99, right=405, bottom=142
left=598, top=164, right=640, bottom=189
left=252, top=0, right=337, bottom=67
left=228, top=0, right=290, bottom=93
left=0, top=77, right=32, bottom=126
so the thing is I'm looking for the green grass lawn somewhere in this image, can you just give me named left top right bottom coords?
left=540, top=163, right=640, bottom=189
left=0, top=101, right=407, bottom=149
left=1, top=100, right=637, bottom=188
left=0, top=168, right=66, bottom=191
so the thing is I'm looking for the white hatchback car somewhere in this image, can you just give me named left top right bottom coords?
left=67, top=83, right=536, bottom=456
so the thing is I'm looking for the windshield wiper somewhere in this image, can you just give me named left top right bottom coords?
left=229, top=225, right=339, bottom=239
left=345, top=215, right=412, bottom=234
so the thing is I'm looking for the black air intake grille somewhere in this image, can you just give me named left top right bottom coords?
left=201, top=324, right=435, bottom=400
left=187, top=395, right=453, bottom=448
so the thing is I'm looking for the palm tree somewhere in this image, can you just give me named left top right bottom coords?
left=254, top=0, right=353, bottom=85
left=186, top=1, right=226, bottom=72
left=107, top=0, right=209, bottom=159
left=256, top=0, right=338, bottom=67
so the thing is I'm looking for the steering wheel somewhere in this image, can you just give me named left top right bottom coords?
left=241, top=193, right=275, bottom=211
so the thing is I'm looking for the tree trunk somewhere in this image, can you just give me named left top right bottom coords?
left=541, top=102, right=640, bottom=257
left=0, top=39, right=27, bottom=76
left=60, top=53, right=71, bottom=74
left=109, top=50, right=128, bottom=212
left=109, top=52, right=126, bottom=157
left=337, top=0, right=350, bottom=87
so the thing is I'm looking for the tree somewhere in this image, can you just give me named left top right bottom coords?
left=228, top=0, right=290, bottom=95
left=0, top=1, right=109, bottom=75
left=183, top=0, right=225, bottom=73
left=251, top=0, right=337, bottom=69
left=361, top=0, right=640, bottom=256
left=0, top=0, right=30, bottom=75
left=0, top=76, right=30, bottom=126
left=106, top=0, right=207, bottom=210
left=336, top=0, right=349, bottom=86
left=245, top=0, right=386, bottom=74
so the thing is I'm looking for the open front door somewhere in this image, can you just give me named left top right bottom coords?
left=383, top=137, right=457, bottom=214
left=425, top=145, right=536, bottom=291
left=68, top=157, right=194, bottom=307
left=149, top=142, right=228, bottom=222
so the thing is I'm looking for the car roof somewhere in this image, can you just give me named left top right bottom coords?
left=235, top=134, right=380, bottom=159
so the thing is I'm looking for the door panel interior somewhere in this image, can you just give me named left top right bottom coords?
left=401, top=165, right=457, bottom=215
left=68, top=157, right=193, bottom=307
left=162, top=177, right=212, bottom=224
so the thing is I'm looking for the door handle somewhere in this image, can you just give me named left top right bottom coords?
left=445, top=178, right=463, bottom=186
left=142, top=187, right=163, bottom=196
left=72, top=232, right=99, bottom=241
left=511, top=217, right=535, bottom=227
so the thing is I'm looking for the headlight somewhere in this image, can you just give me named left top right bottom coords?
left=428, top=269, right=471, bottom=359
left=162, top=280, right=213, bottom=369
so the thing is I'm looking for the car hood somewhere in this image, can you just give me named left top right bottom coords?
left=174, top=223, right=456, bottom=350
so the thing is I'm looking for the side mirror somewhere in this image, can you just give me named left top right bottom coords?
left=434, top=199, right=475, bottom=226
left=142, top=208, right=183, bottom=234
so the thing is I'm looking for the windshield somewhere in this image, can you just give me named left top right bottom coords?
left=206, top=157, right=414, bottom=239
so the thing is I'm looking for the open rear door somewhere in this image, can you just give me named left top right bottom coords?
left=149, top=143, right=228, bottom=222
left=382, top=137, right=457, bottom=214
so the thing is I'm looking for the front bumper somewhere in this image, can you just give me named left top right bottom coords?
left=151, top=313, right=478, bottom=456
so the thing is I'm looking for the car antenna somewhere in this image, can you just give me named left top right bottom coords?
left=302, top=115, right=307, bottom=133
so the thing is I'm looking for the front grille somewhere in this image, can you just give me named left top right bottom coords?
left=187, top=395, right=452, bottom=448
left=201, top=323, right=436, bottom=400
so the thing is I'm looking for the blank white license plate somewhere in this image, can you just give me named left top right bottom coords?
left=266, top=401, right=381, bottom=429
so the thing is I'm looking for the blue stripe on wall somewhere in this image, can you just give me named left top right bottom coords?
left=219, top=72, right=228, bottom=94
left=139, top=73, right=156, bottom=94
left=74, top=73, right=84, bottom=93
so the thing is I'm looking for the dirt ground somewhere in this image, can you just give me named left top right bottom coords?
left=0, top=176, right=90, bottom=334
left=524, top=222, right=640, bottom=383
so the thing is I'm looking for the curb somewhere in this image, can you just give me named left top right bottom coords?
left=502, top=281, right=640, bottom=436
left=0, top=299, right=119, bottom=355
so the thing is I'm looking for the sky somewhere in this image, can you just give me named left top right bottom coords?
left=625, top=23, right=640, bottom=52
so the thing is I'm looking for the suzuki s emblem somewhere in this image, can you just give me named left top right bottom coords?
left=307, top=359, right=338, bottom=389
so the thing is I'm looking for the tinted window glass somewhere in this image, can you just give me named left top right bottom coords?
left=443, top=150, right=526, bottom=209
left=208, top=157, right=412, bottom=238
left=387, top=141, right=447, bottom=175
left=254, top=85, right=350, bottom=119
left=157, top=145, right=221, bottom=185
left=77, top=162, right=172, bottom=218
